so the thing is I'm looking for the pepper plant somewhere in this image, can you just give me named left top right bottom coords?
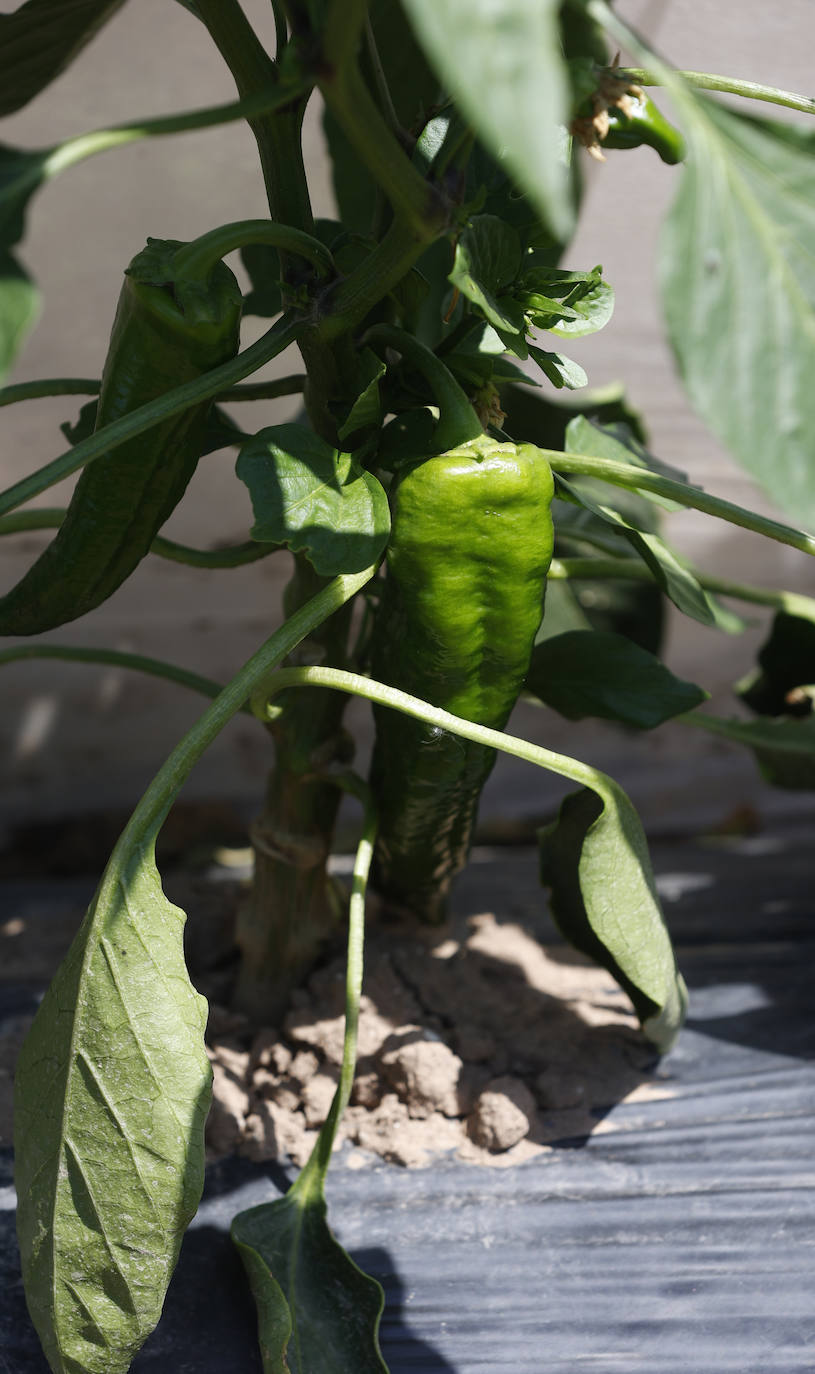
left=3, top=2, right=815, bottom=1370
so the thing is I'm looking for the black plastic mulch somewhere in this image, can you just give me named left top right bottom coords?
left=1, top=821, right=814, bottom=1373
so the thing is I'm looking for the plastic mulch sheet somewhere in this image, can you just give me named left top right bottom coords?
left=2, top=820, right=814, bottom=1373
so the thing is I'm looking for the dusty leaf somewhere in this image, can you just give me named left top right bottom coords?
left=14, top=845, right=211, bottom=1374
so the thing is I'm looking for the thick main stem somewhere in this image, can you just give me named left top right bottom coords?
left=233, top=562, right=358, bottom=1023
left=194, top=2, right=362, bottom=1022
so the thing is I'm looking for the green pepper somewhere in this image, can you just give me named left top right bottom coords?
left=369, top=433, right=555, bottom=921
left=0, top=237, right=242, bottom=635
left=602, top=92, right=685, bottom=165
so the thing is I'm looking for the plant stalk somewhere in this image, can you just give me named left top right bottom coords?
left=619, top=68, right=815, bottom=118
left=547, top=451, right=815, bottom=558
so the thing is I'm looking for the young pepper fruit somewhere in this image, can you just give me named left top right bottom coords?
left=370, top=433, right=555, bottom=922
left=601, top=91, right=685, bottom=164
left=0, top=237, right=242, bottom=635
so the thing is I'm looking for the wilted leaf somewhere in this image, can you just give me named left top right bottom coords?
left=539, top=785, right=687, bottom=1051
left=236, top=423, right=390, bottom=575
left=526, top=628, right=706, bottom=726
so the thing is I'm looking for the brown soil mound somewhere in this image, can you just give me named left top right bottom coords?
left=204, top=910, right=661, bottom=1170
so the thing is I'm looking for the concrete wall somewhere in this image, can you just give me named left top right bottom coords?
left=2, top=0, right=814, bottom=840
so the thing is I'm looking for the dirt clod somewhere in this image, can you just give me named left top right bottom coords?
left=468, top=1076, right=538, bottom=1153
left=380, top=1031, right=463, bottom=1119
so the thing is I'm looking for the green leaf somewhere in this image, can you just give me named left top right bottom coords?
left=539, top=785, right=687, bottom=1051
left=535, top=579, right=593, bottom=642
left=401, top=0, right=573, bottom=239
left=738, top=611, right=815, bottom=717
left=449, top=215, right=524, bottom=335
left=530, top=345, right=587, bottom=390
left=502, top=379, right=648, bottom=451
left=376, top=406, right=438, bottom=470
left=12, top=571, right=375, bottom=1374
left=236, top=423, right=391, bottom=575
left=566, top=414, right=690, bottom=492
left=547, top=275, right=614, bottom=338
left=0, top=249, right=39, bottom=381
left=465, top=138, right=578, bottom=262
left=560, top=421, right=744, bottom=632
left=0, top=146, right=51, bottom=378
left=570, top=575, right=665, bottom=657
left=660, top=100, right=815, bottom=528
left=526, top=628, right=707, bottom=727
left=0, top=0, right=126, bottom=116
left=232, top=1186, right=387, bottom=1374
left=689, top=711, right=815, bottom=792
left=14, top=846, right=211, bottom=1374
left=338, top=347, right=386, bottom=441
left=518, top=265, right=614, bottom=339
left=324, top=0, right=439, bottom=235
left=560, top=477, right=731, bottom=628
left=0, top=144, right=50, bottom=245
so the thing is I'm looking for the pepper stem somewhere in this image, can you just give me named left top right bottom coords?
left=252, top=665, right=613, bottom=798
left=363, top=323, right=483, bottom=452
left=172, top=219, right=335, bottom=284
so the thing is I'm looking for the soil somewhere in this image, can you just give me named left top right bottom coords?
left=201, top=900, right=661, bottom=1170
left=0, top=842, right=665, bottom=1170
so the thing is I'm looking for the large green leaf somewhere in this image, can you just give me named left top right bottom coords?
left=526, top=628, right=707, bottom=727
left=12, top=572, right=375, bottom=1374
left=539, top=785, right=687, bottom=1052
left=0, top=0, right=126, bottom=116
left=236, top=423, right=391, bottom=576
left=400, top=0, right=573, bottom=239
left=14, top=847, right=211, bottom=1374
left=660, top=100, right=815, bottom=528
left=232, top=1187, right=387, bottom=1374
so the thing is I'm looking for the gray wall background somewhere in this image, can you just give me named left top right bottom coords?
left=2, top=0, right=814, bottom=841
